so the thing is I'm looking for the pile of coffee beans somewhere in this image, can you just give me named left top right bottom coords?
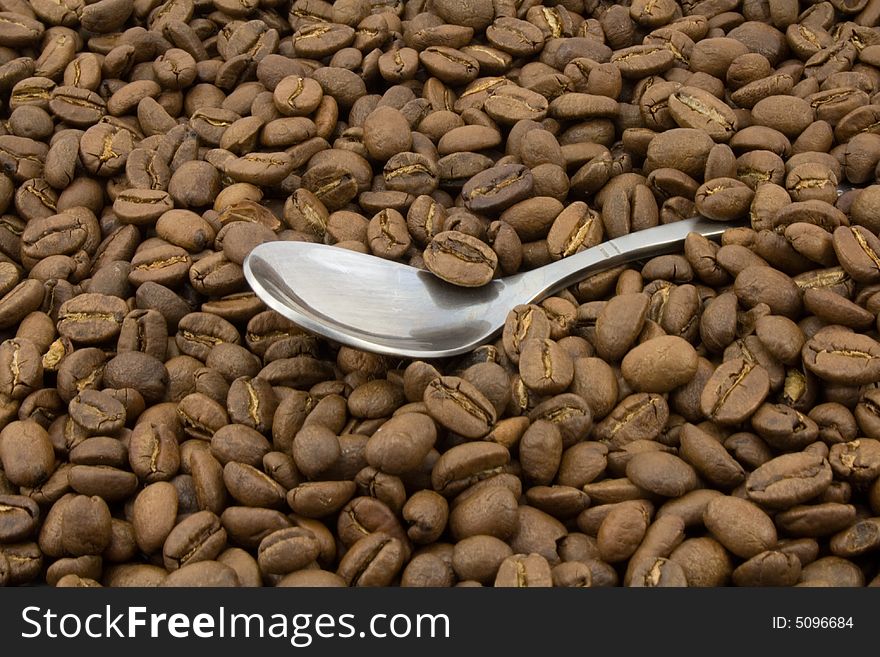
left=3, top=0, right=880, bottom=587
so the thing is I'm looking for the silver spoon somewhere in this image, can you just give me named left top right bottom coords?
left=243, top=216, right=738, bottom=359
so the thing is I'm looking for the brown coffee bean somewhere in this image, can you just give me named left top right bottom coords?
left=431, top=442, right=510, bottom=497
left=828, top=439, right=880, bottom=484
left=424, top=376, right=496, bottom=439
left=336, top=532, right=405, bottom=586
left=775, top=503, right=857, bottom=538
left=594, top=393, right=669, bottom=448
left=597, top=501, right=651, bottom=563
left=365, top=413, right=436, bottom=476
left=646, top=128, right=714, bottom=179
left=0, top=494, right=39, bottom=543
left=61, top=494, right=111, bottom=556
left=829, top=518, right=880, bottom=558
left=132, top=482, right=178, bottom=555
left=746, top=452, right=833, bottom=509
left=833, top=226, right=880, bottom=283
left=668, top=86, right=738, bottom=142
left=595, top=293, right=649, bottom=362
left=287, top=481, right=357, bottom=518
left=450, top=484, right=519, bottom=541
left=163, top=510, right=227, bottom=571
left=679, top=423, right=745, bottom=489
left=161, top=560, right=240, bottom=587
left=462, top=164, right=533, bottom=214
left=621, top=336, right=698, bottom=393
left=68, top=389, right=125, bottom=435
left=626, top=452, right=698, bottom=498
left=0, top=420, right=54, bottom=487
left=669, top=536, right=732, bottom=587
left=484, top=85, right=549, bottom=124
left=518, top=338, right=573, bottom=395
left=494, top=553, right=552, bottom=587
left=257, top=527, right=320, bottom=575
left=802, top=330, right=880, bottom=385
left=732, top=550, right=802, bottom=587
left=704, top=496, right=777, bottom=559
left=700, top=358, right=770, bottom=425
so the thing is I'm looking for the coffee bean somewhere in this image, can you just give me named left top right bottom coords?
left=678, top=423, right=745, bottom=489
left=829, top=518, right=880, bottom=558
left=365, top=412, right=436, bottom=476
left=626, top=452, right=698, bottom=498
left=160, top=560, right=240, bottom=587
left=163, top=510, right=226, bottom=571
left=0, top=494, right=39, bottom=543
left=704, top=496, right=777, bottom=559
left=594, top=393, right=669, bottom=448
left=431, top=442, right=510, bottom=497
left=287, top=481, right=356, bottom=518
left=732, top=550, right=801, bottom=587
left=423, top=376, right=496, bottom=439
left=529, top=393, right=593, bottom=448
left=0, top=420, right=54, bottom=487
left=257, top=527, right=320, bottom=575
left=461, top=164, right=534, bottom=215
left=337, top=532, right=405, bottom=586
left=747, top=452, right=833, bottom=509
left=628, top=557, right=688, bottom=587
left=61, top=494, right=112, bottom=556
left=668, top=86, right=738, bottom=142
left=700, top=358, right=770, bottom=425
left=802, top=330, right=880, bottom=385
left=131, top=482, right=178, bottom=555
left=669, top=536, right=732, bottom=587
left=621, top=336, right=698, bottom=393
left=494, top=553, right=552, bottom=587
left=518, top=338, right=573, bottom=395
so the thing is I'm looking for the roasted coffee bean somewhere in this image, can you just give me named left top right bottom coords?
left=462, top=164, right=533, bottom=215
left=0, top=420, right=54, bottom=487
left=129, top=421, right=180, bottom=483
left=424, top=376, right=496, bottom=439
left=337, top=532, right=405, bottom=587
left=594, top=393, right=669, bottom=448
left=423, top=231, right=497, bottom=288
left=668, top=87, right=738, bottom=142
left=61, top=494, right=112, bottom=556
left=163, top=510, right=227, bottom=571
left=366, top=413, right=436, bottom=476
left=0, top=494, right=39, bottom=543
left=626, top=452, right=698, bottom=498
left=594, top=293, right=649, bottom=362
left=494, top=553, right=553, bottom=587
left=57, top=293, right=128, bottom=345
left=431, top=442, right=511, bottom=498
left=746, top=452, right=833, bottom=509
left=802, top=330, right=880, bottom=385
left=621, top=336, right=698, bottom=393
left=700, top=358, right=770, bottom=426
left=257, top=527, right=320, bottom=575
left=177, top=312, right=241, bottom=362
left=704, top=496, right=777, bottom=559
left=775, top=503, right=857, bottom=538
left=679, top=423, right=744, bottom=489
left=519, top=338, right=573, bottom=395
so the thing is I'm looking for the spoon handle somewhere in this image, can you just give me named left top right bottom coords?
left=522, top=216, right=740, bottom=301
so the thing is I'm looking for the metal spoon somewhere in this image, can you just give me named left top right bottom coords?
left=243, top=216, right=738, bottom=359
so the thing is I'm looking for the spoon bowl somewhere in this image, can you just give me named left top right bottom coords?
left=244, top=217, right=738, bottom=359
